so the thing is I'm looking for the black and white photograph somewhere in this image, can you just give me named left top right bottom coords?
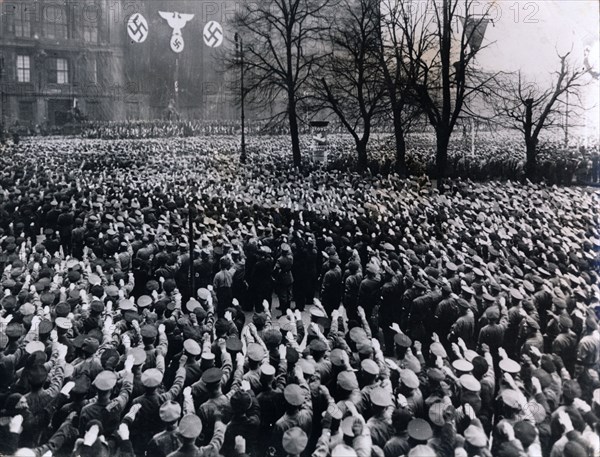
left=0, top=1, right=599, bottom=456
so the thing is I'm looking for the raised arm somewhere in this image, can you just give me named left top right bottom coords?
left=160, top=355, right=187, bottom=402
left=106, top=356, right=135, bottom=413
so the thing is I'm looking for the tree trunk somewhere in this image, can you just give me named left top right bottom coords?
left=525, top=136, right=538, bottom=181
left=436, top=128, right=450, bottom=191
left=524, top=99, right=537, bottom=181
left=392, top=108, right=407, bottom=177
left=288, top=98, right=302, bottom=168
left=357, top=140, right=368, bottom=172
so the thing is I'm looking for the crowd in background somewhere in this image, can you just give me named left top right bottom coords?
left=2, top=118, right=598, bottom=185
left=325, top=132, right=600, bottom=185
left=78, top=121, right=271, bottom=140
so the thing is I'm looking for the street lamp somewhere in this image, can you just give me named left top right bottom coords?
left=234, top=32, right=246, bottom=163
left=0, top=56, right=4, bottom=132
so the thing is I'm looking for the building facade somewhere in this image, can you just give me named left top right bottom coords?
left=0, top=0, right=130, bottom=127
left=0, top=0, right=239, bottom=127
left=121, top=0, right=238, bottom=121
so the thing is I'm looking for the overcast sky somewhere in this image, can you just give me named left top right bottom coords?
left=474, top=0, right=599, bottom=135
left=477, top=0, right=599, bottom=77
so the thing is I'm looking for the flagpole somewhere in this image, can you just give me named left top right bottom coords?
left=235, top=33, right=247, bottom=164
left=188, top=201, right=195, bottom=300
left=175, top=56, right=179, bottom=110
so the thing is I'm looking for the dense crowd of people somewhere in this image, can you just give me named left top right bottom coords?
left=0, top=134, right=598, bottom=457
left=76, top=126, right=600, bottom=184
left=75, top=120, right=394, bottom=140
left=4, top=118, right=599, bottom=184
left=326, top=132, right=600, bottom=185
left=78, top=120, right=274, bottom=140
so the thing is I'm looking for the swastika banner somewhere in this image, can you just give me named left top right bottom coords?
left=127, top=13, right=149, bottom=43
left=203, top=21, right=224, bottom=48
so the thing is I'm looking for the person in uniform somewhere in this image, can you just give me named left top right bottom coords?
left=249, top=247, right=274, bottom=312
left=273, top=243, right=294, bottom=316
left=222, top=388, right=261, bottom=457
left=129, top=357, right=187, bottom=455
left=165, top=413, right=226, bottom=457
left=146, top=401, right=182, bottom=457
left=320, top=255, right=342, bottom=315
left=78, top=372, right=131, bottom=445
left=271, top=367, right=313, bottom=456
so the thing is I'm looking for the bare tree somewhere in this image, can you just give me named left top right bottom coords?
left=229, top=0, right=334, bottom=167
left=490, top=50, right=587, bottom=179
left=314, top=0, right=386, bottom=172
left=377, top=0, right=423, bottom=177
left=396, top=0, right=497, bottom=189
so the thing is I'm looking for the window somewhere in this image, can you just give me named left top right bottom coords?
left=15, top=5, right=31, bottom=37
left=82, top=1, right=100, bottom=43
left=56, top=58, right=68, bottom=84
left=126, top=102, right=140, bottom=120
left=43, top=5, right=68, bottom=39
left=16, top=55, right=30, bottom=83
left=86, top=100, right=100, bottom=120
left=18, top=101, right=35, bottom=123
left=83, top=22, right=98, bottom=43
left=89, top=57, right=98, bottom=83
left=48, top=58, right=69, bottom=84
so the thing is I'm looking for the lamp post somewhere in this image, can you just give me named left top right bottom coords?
left=175, top=56, right=179, bottom=110
left=564, top=89, right=569, bottom=148
left=0, top=56, right=4, bottom=133
left=234, top=33, right=246, bottom=163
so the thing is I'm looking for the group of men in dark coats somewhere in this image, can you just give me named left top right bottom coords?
left=0, top=135, right=598, bottom=457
